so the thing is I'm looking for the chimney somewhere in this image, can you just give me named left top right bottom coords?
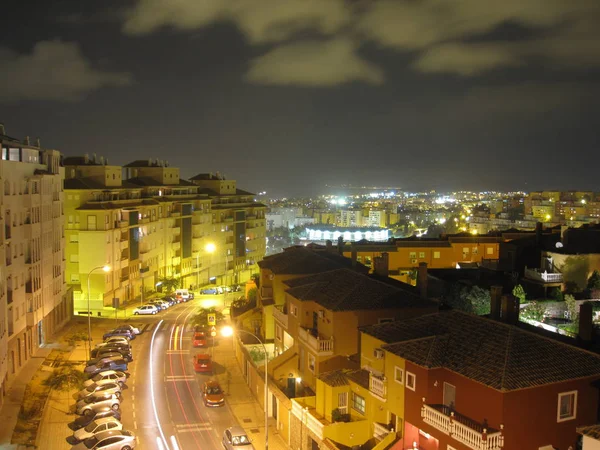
left=417, top=262, right=428, bottom=299
left=105, top=158, right=109, bottom=165
left=490, top=286, right=503, bottom=320
left=165, top=160, right=169, bottom=167
left=148, top=158, right=152, bottom=166
left=350, top=246, right=357, bottom=268
left=579, top=302, right=594, bottom=342
left=500, top=294, right=520, bottom=325
left=92, top=153, right=97, bottom=163
left=23, top=136, right=30, bottom=145
left=84, top=153, right=89, bottom=164
left=35, top=137, right=41, bottom=148
left=337, top=236, right=344, bottom=255
left=373, top=252, right=389, bottom=277
left=100, top=156, right=104, bottom=165
left=0, top=123, right=5, bottom=135
left=535, top=222, right=542, bottom=245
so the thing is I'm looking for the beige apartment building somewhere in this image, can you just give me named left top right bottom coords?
left=64, top=158, right=266, bottom=316
left=1, top=128, right=69, bottom=408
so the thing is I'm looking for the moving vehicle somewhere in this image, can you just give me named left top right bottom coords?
left=222, top=426, right=255, bottom=449
left=72, top=416, right=123, bottom=442
left=202, top=380, right=225, bottom=407
left=76, top=393, right=120, bottom=417
left=71, top=409, right=121, bottom=430
left=71, top=429, right=136, bottom=450
left=85, top=359, right=128, bottom=377
left=132, top=305, right=158, bottom=315
left=193, top=354, right=212, bottom=373
left=77, top=381, right=122, bottom=400
left=83, top=371, right=127, bottom=388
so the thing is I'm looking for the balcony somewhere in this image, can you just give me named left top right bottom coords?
left=298, top=327, right=334, bottom=356
left=7, top=289, right=13, bottom=304
left=273, top=305, right=288, bottom=329
left=114, top=220, right=129, bottom=228
left=480, top=259, right=499, bottom=270
left=421, top=401, right=504, bottom=450
left=291, top=397, right=325, bottom=440
left=171, top=212, right=181, bottom=217
left=260, top=286, right=273, bottom=304
left=369, top=373, right=387, bottom=400
left=524, top=267, right=563, bottom=283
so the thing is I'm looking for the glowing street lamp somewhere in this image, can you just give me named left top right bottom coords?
left=87, top=265, right=110, bottom=356
left=222, top=326, right=269, bottom=450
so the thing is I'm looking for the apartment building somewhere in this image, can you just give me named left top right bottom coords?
left=190, top=172, right=266, bottom=286
left=1, top=128, right=68, bottom=408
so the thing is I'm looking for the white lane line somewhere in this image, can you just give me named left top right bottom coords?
left=134, top=420, right=137, bottom=430
left=175, top=423, right=213, bottom=432
left=166, top=350, right=190, bottom=354
left=131, top=394, right=135, bottom=401
left=164, top=375, right=195, bottom=381
left=150, top=319, right=170, bottom=450
left=170, top=435, right=181, bottom=450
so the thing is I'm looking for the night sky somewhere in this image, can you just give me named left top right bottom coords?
left=1, top=0, right=599, bottom=197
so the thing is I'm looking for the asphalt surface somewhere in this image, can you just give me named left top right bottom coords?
left=126, top=297, right=236, bottom=450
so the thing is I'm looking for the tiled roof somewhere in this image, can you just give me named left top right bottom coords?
left=318, top=370, right=350, bottom=387
left=283, top=268, right=436, bottom=311
left=362, top=310, right=600, bottom=391
left=345, top=369, right=370, bottom=389
left=578, top=425, right=600, bottom=439
left=64, top=178, right=142, bottom=190
left=126, top=177, right=197, bottom=188
left=258, top=247, right=363, bottom=275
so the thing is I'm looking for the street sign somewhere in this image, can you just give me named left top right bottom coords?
left=210, top=326, right=217, bottom=337
left=207, top=313, right=216, bottom=326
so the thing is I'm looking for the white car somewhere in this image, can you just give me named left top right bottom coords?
left=73, top=416, right=123, bottom=442
left=133, top=305, right=158, bottom=315
left=83, top=371, right=127, bottom=388
left=77, top=381, right=122, bottom=400
left=76, top=394, right=120, bottom=416
left=103, top=336, right=129, bottom=346
left=71, top=430, right=136, bottom=450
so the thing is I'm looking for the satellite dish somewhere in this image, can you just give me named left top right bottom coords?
left=555, top=242, right=564, bottom=248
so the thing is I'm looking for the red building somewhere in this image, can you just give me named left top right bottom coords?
left=362, top=311, right=600, bottom=450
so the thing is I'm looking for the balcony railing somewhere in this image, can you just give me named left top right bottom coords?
left=298, top=327, right=334, bottom=355
left=369, top=373, right=387, bottom=400
left=114, top=220, right=129, bottom=228
left=291, top=398, right=325, bottom=440
left=421, top=400, right=504, bottom=450
left=524, top=267, right=563, bottom=283
left=260, top=286, right=273, bottom=302
left=273, top=305, right=288, bottom=329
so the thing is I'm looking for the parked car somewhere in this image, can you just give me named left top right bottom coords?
left=114, top=324, right=140, bottom=335
left=133, top=304, right=159, bottom=315
left=103, top=336, right=129, bottom=346
left=71, top=429, right=136, bottom=450
left=77, top=381, right=122, bottom=400
left=200, top=287, right=218, bottom=295
left=92, top=347, right=132, bottom=362
left=163, top=296, right=176, bottom=307
left=193, top=331, right=207, bottom=348
left=202, top=380, right=225, bottom=407
left=72, top=416, right=123, bottom=442
left=71, top=409, right=121, bottom=430
left=175, top=289, right=191, bottom=300
left=94, top=342, right=130, bottom=352
left=103, top=329, right=135, bottom=341
left=85, top=359, right=128, bottom=377
left=83, top=371, right=127, bottom=388
left=86, top=355, right=128, bottom=367
left=149, top=300, right=168, bottom=311
left=76, top=393, right=120, bottom=417
left=193, top=354, right=212, bottom=373
left=222, top=426, right=255, bottom=450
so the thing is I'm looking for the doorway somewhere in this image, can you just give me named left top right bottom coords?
left=443, top=382, right=456, bottom=409
left=37, top=320, right=44, bottom=346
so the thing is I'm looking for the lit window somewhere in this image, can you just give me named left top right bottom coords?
left=486, top=247, right=494, bottom=255
left=433, top=251, right=440, bottom=259
left=419, top=252, right=425, bottom=258
left=406, top=372, right=416, bottom=391
left=394, top=367, right=404, bottom=384
left=351, top=392, right=365, bottom=415
left=557, top=391, right=577, bottom=422
left=409, top=252, right=416, bottom=259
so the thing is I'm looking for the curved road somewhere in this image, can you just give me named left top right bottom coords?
left=126, top=297, right=237, bottom=450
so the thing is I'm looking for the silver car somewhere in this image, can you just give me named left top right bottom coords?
left=72, top=416, right=123, bottom=442
left=83, top=371, right=127, bottom=388
left=132, top=304, right=158, bottom=315
left=76, top=393, right=120, bottom=417
left=222, top=426, right=255, bottom=449
left=77, top=381, right=122, bottom=400
left=71, top=429, right=136, bottom=450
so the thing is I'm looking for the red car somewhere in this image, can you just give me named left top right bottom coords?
left=193, top=331, right=207, bottom=348
left=193, top=354, right=212, bottom=373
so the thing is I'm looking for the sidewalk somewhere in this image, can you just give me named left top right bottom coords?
left=212, top=335, right=290, bottom=450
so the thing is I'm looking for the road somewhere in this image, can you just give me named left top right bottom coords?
left=125, top=295, right=237, bottom=450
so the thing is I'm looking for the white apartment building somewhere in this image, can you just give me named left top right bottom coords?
left=0, top=127, right=69, bottom=408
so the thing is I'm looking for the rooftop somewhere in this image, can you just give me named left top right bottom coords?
left=258, top=246, right=368, bottom=276
left=361, top=310, right=600, bottom=391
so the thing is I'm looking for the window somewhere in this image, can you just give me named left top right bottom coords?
left=419, top=252, right=425, bottom=258
left=291, top=305, right=298, bottom=317
left=338, top=392, right=348, bottom=414
left=557, top=391, right=577, bottom=422
left=394, top=367, right=404, bottom=384
left=308, top=354, right=315, bottom=373
left=433, top=251, right=440, bottom=259
left=406, top=372, right=416, bottom=391
left=462, top=247, right=469, bottom=254
left=275, top=324, right=282, bottom=341
left=409, top=252, right=416, bottom=259
left=486, top=247, right=494, bottom=255
left=351, top=392, right=365, bottom=415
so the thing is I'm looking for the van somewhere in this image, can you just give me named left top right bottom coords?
left=175, top=289, right=190, bottom=300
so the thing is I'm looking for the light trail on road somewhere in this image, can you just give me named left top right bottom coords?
left=150, top=319, right=170, bottom=449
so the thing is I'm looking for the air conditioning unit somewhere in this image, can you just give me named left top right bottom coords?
left=374, top=348, right=384, bottom=359
left=318, top=310, right=324, bottom=319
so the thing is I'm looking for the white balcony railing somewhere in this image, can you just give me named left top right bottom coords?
left=273, top=305, right=288, bottom=329
left=291, top=399, right=324, bottom=440
left=369, top=374, right=387, bottom=400
left=421, top=401, right=504, bottom=450
left=373, top=422, right=392, bottom=440
left=298, top=327, right=334, bottom=355
left=524, top=267, right=563, bottom=283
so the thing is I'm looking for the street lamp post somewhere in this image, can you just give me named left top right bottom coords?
left=87, top=265, right=110, bottom=357
left=222, top=326, right=268, bottom=450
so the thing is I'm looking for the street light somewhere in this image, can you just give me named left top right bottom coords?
left=222, top=326, right=269, bottom=450
left=87, top=265, right=110, bottom=357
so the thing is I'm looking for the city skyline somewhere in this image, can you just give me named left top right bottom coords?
left=1, top=0, right=599, bottom=197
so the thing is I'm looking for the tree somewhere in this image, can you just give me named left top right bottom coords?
left=43, top=366, right=87, bottom=391
left=587, top=270, right=600, bottom=290
left=158, top=276, right=180, bottom=293
left=247, top=287, right=258, bottom=303
left=442, top=284, right=474, bottom=313
left=442, top=283, right=491, bottom=315
left=466, top=285, right=491, bottom=316
left=512, top=284, right=527, bottom=303
left=560, top=256, right=590, bottom=292
left=564, top=294, right=579, bottom=322
left=190, top=307, right=225, bottom=329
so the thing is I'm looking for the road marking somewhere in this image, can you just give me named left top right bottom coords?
left=164, top=375, right=195, bottom=381
left=175, top=423, right=213, bottom=432
left=131, top=394, right=135, bottom=401
left=134, top=420, right=137, bottom=429
left=166, top=350, right=190, bottom=354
